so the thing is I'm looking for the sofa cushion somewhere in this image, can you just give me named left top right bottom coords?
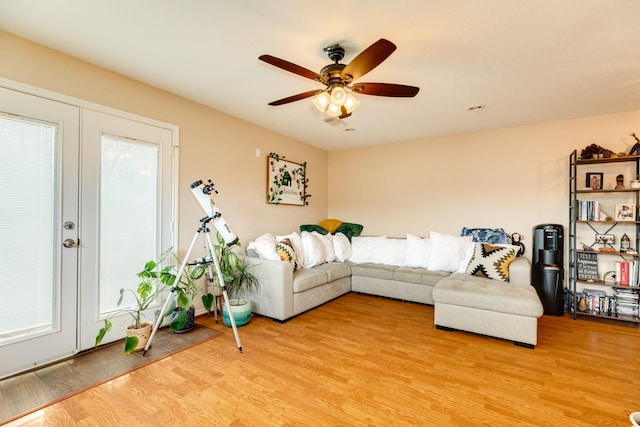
left=393, top=267, right=450, bottom=286
left=314, top=262, right=351, bottom=282
left=349, top=262, right=396, bottom=280
left=293, top=268, right=328, bottom=293
left=433, top=273, right=543, bottom=317
left=465, top=243, right=517, bottom=282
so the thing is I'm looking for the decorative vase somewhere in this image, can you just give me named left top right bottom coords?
left=125, top=321, right=153, bottom=351
left=222, top=299, right=252, bottom=327
left=172, top=305, right=196, bottom=333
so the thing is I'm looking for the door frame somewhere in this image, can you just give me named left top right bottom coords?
left=0, top=77, right=179, bottom=376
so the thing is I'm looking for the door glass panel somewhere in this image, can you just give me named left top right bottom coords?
left=99, top=134, right=159, bottom=314
left=0, top=115, right=58, bottom=344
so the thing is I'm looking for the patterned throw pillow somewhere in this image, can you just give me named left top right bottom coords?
left=460, top=227, right=511, bottom=244
left=465, top=243, right=516, bottom=282
left=276, top=238, right=298, bottom=271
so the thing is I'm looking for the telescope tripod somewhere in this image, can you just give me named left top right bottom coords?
left=143, top=216, right=242, bottom=355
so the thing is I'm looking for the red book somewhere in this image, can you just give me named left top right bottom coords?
left=619, top=262, right=630, bottom=286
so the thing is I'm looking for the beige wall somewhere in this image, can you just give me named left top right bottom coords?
left=4, top=30, right=640, bottom=261
left=0, top=30, right=329, bottom=254
left=329, top=110, right=640, bottom=257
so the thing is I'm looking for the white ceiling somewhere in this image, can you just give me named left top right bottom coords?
left=1, top=0, right=639, bottom=151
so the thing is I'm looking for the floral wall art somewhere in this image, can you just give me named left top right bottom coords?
left=267, top=152, right=310, bottom=205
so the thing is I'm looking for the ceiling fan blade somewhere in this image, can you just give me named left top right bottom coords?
left=259, top=54, right=322, bottom=82
left=341, top=39, right=397, bottom=81
left=268, top=90, right=323, bottom=106
left=351, top=83, right=420, bottom=97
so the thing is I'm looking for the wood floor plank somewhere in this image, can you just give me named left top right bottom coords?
left=3, top=292, right=639, bottom=426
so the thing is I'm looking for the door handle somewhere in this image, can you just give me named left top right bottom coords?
left=63, top=238, right=78, bottom=248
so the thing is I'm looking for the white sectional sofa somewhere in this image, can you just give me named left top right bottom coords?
left=243, top=231, right=544, bottom=347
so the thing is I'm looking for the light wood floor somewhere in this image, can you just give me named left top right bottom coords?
left=4, top=293, right=639, bottom=426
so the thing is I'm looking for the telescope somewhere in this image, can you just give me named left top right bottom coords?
left=145, top=178, right=243, bottom=355
left=190, top=179, right=239, bottom=246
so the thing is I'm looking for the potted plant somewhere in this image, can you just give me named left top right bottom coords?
left=202, top=232, right=259, bottom=327
left=165, top=256, right=206, bottom=333
left=94, top=249, right=203, bottom=353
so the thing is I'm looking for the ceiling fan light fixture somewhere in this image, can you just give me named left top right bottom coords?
left=312, top=91, right=331, bottom=112
left=326, top=103, right=343, bottom=117
left=330, top=86, right=347, bottom=106
left=343, top=92, right=360, bottom=114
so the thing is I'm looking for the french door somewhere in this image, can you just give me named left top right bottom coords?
left=0, top=87, right=80, bottom=379
left=0, top=85, right=176, bottom=379
left=78, top=109, right=175, bottom=349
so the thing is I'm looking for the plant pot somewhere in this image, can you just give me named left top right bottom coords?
left=172, top=305, right=196, bottom=333
left=125, top=321, right=153, bottom=352
left=222, top=298, right=252, bottom=327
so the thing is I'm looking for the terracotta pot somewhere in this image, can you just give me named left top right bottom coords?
left=125, top=321, right=153, bottom=351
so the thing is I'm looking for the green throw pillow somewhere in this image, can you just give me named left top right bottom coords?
left=334, top=222, right=363, bottom=241
left=299, top=224, right=329, bottom=234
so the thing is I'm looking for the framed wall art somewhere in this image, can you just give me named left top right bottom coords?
left=267, top=153, right=310, bottom=206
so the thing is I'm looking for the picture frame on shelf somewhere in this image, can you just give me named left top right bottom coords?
left=585, top=172, right=603, bottom=190
left=614, top=203, right=636, bottom=221
left=595, top=233, right=614, bottom=244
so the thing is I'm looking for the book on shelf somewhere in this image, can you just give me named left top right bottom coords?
left=615, top=261, right=639, bottom=287
left=614, top=287, right=640, bottom=316
left=577, top=200, right=601, bottom=221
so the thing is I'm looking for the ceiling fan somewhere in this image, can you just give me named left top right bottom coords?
left=258, top=38, right=420, bottom=119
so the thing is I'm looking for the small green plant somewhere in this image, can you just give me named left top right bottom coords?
left=160, top=254, right=206, bottom=331
left=94, top=249, right=204, bottom=353
left=201, top=232, right=259, bottom=312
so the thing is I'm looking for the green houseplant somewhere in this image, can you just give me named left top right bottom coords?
left=201, top=232, right=259, bottom=326
left=94, top=249, right=204, bottom=353
left=164, top=256, right=206, bottom=333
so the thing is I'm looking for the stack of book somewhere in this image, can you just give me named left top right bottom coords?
left=615, top=288, right=640, bottom=316
left=576, top=200, right=600, bottom=221
left=581, top=288, right=613, bottom=313
left=615, top=260, right=639, bottom=286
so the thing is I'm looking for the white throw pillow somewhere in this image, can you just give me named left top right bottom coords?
left=348, top=236, right=387, bottom=263
left=404, top=233, right=431, bottom=268
left=370, top=237, right=406, bottom=266
left=332, top=232, right=352, bottom=262
left=276, top=232, right=304, bottom=264
left=427, top=231, right=474, bottom=273
left=247, top=233, right=279, bottom=260
left=312, top=231, right=336, bottom=263
left=301, top=231, right=326, bottom=268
